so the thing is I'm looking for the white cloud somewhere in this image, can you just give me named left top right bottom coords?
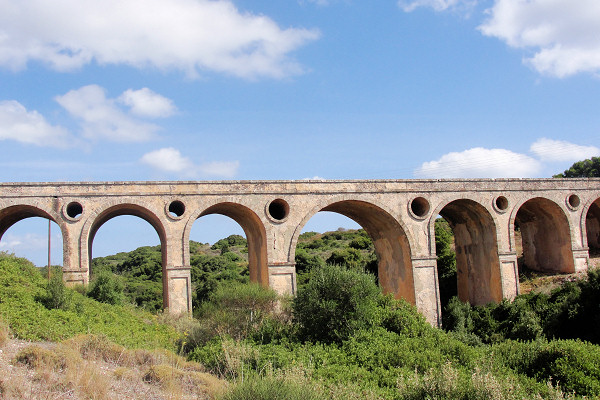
left=140, top=147, right=239, bottom=178
left=0, top=232, right=49, bottom=251
left=118, top=88, right=177, bottom=118
left=0, top=100, right=70, bottom=147
left=140, top=147, right=195, bottom=173
left=530, top=138, right=600, bottom=162
left=55, top=85, right=163, bottom=142
left=479, top=0, right=600, bottom=77
left=198, top=161, right=240, bottom=178
left=398, top=0, right=475, bottom=13
left=415, top=147, right=542, bottom=178
left=0, top=0, right=319, bottom=79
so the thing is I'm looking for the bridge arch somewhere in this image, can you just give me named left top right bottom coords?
left=290, top=198, right=415, bottom=304
left=431, top=197, right=503, bottom=306
left=512, top=197, right=574, bottom=273
left=80, top=201, right=168, bottom=301
left=0, top=202, right=67, bottom=265
left=583, top=196, right=600, bottom=250
left=183, top=201, right=269, bottom=287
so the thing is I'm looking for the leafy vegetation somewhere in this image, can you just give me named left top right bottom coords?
left=444, top=267, right=600, bottom=345
left=554, top=156, right=600, bottom=177
left=0, top=252, right=178, bottom=349
left=3, top=214, right=600, bottom=398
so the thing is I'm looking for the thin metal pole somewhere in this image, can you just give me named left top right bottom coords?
left=48, top=219, right=51, bottom=280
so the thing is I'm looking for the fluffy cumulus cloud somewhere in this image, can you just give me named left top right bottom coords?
left=0, top=0, right=319, bottom=79
left=530, top=138, right=600, bottom=162
left=0, top=100, right=70, bottom=147
left=414, top=147, right=542, bottom=178
left=479, top=0, right=600, bottom=77
left=55, top=85, right=172, bottom=142
left=118, top=88, right=177, bottom=118
left=398, top=0, right=476, bottom=12
left=141, top=147, right=239, bottom=178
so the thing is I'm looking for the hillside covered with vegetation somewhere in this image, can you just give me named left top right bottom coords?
left=0, top=219, right=598, bottom=397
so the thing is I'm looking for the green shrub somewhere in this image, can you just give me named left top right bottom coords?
left=220, top=375, right=325, bottom=400
left=188, top=282, right=279, bottom=348
left=491, top=339, right=600, bottom=396
left=293, top=265, right=380, bottom=344
left=42, top=267, right=71, bottom=311
left=87, top=270, right=125, bottom=305
left=326, top=248, right=364, bottom=270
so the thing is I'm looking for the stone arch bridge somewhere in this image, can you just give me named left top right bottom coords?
left=1, top=179, right=599, bottom=325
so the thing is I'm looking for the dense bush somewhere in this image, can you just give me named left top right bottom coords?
left=293, top=265, right=381, bottom=344
left=87, top=269, right=125, bottom=305
left=444, top=268, right=600, bottom=345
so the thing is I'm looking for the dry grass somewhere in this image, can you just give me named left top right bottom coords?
left=0, top=318, right=10, bottom=347
left=0, top=334, right=227, bottom=399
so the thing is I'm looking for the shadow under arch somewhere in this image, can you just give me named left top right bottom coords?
left=438, top=199, right=502, bottom=306
left=293, top=200, right=415, bottom=304
left=0, top=204, right=66, bottom=264
left=514, top=197, right=574, bottom=273
left=193, top=202, right=269, bottom=287
left=584, top=197, right=600, bottom=251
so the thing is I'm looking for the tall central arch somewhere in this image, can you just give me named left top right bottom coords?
left=296, top=200, right=415, bottom=303
left=438, top=199, right=502, bottom=306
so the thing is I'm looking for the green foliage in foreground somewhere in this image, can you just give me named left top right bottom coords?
left=444, top=268, right=600, bottom=345
left=0, top=253, right=179, bottom=350
left=190, top=264, right=590, bottom=398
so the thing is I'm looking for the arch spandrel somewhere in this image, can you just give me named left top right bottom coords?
left=289, top=196, right=415, bottom=304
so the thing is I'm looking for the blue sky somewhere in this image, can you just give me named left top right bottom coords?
left=1, top=0, right=600, bottom=265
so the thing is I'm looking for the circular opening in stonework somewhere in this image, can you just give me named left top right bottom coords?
left=65, top=202, right=83, bottom=220
left=168, top=200, right=186, bottom=218
left=495, top=196, right=509, bottom=212
left=567, top=194, right=581, bottom=210
left=410, top=197, right=430, bottom=219
left=267, top=198, right=289, bottom=222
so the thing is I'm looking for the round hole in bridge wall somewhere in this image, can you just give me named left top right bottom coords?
left=567, top=194, right=581, bottom=210
left=167, top=200, right=186, bottom=219
left=267, top=198, right=289, bottom=222
left=63, top=201, right=83, bottom=221
left=409, top=197, right=430, bottom=219
left=494, top=196, right=509, bottom=213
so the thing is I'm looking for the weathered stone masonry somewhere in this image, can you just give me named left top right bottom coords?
left=1, top=179, right=599, bottom=326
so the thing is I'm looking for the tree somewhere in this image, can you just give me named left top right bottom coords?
left=554, top=156, right=600, bottom=178
left=293, top=264, right=380, bottom=343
